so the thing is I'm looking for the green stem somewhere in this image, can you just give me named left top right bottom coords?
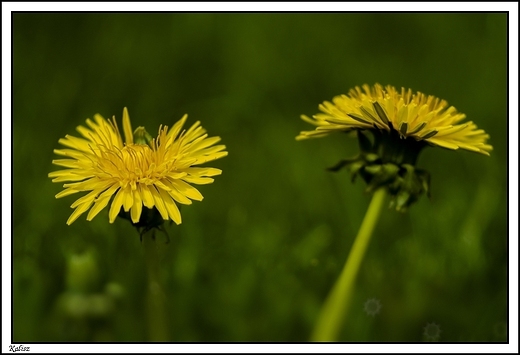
left=311, top=188, right=387, bottom=342
left=142, top=230, right=170, bottom=342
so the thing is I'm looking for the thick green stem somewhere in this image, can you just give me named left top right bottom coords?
left=311, top=188, right=387, bottom=341
left=142, top=230, right=169, bottom=342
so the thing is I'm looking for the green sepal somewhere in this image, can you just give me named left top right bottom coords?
left=357, top=130, right=373, bottom=152
left=364, top=163, right=400, bottom=193
left=328, top=128, right=432, bottom=212
left=365, top=153, right=380, bottom=163
left=364, top=165, right=382, bottom=175
left=118, top=207, right=173, bottom=242
left=327, top=157, right=360, bottom=172
left=387, top=164, right=431, bottom=212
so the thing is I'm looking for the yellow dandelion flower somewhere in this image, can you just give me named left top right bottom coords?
left=49, top=108, right=227, bottom=226
left=297, top=83, right=492, bottom=156
left=297, top=84, right=492, bottom=211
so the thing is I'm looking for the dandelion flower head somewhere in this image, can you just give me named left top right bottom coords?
left=297, top=83, right=492, bottom=156
left=49, top=108, right=227, bottom=225
left=297, top=84, right=492, bottom=211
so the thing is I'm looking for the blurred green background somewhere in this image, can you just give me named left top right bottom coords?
left=13, top=13, right=507, bottom=342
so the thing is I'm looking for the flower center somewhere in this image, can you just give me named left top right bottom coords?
left=119, top=143, right=155, bottom=177
left=94, top=143, right=159, bottom=190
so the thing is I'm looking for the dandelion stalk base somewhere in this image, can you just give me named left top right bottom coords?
left=311, top=188, right=387, bottom=342
left=142, top=230, right=170, bottom=342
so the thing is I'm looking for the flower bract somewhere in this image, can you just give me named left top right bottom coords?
left=49, top=108, right=227, bottom=225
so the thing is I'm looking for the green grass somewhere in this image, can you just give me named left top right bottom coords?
left=13, top=13, right=508, bottom=342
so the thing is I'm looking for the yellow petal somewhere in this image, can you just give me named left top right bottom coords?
left=123, top=187, right=134, bottom=212
left=189, top=136, right=221, bottom=152
left=50, top=173, right=92, bottom=183
left=200, top=151, right=229, bottom=164
left=130, top=188, right=143, bottom=223
left=122, top=107, right=133, bottom=145
left=163, top=179, right=192, bottom=205
left=185, top=167, right=222, bottom=177
left=75, top=125, right=94, bottom=140
left=172, top=180, right=203, bottom=201
left=58, top=135, right=92, bottom=152
left=300, top=114, right=320, bottom=126
left=166, top=114, right=188, bottom=145
left=108, top=187, right=125, bottom=223
left=140, top=184, right=155, bottom=208
left=53, top=148, right=91, bottom=159
left=149, top=186, right=168, bottom=220
left=70, top=190, right=99, bottom=208
left=55, top=188, right=79, bottom=199
left=158, top=188, right=181, bottom=224
left=182, top=176, right=214, bottom=185
left=426, top=138, right=460, bottom=150
left=51, top=159, right=80, bottom=169
left=66, top=199, right=95, bottom=225
left=87, top=185, right=119, bottom=221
